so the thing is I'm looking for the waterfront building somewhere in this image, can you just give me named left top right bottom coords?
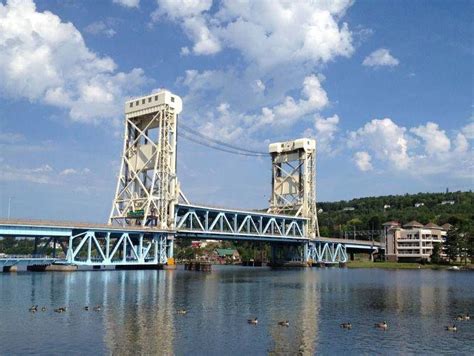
left=383, top=221, right=447, bottom=262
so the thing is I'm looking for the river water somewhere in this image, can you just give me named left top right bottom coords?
left=0, top=266, right=473, bottom=355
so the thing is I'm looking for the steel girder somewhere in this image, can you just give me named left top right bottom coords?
left=175, top=204, right=307, bottom=241
left=305, top=241, right=348, bottom=264
left=66, top=231, right=171, bottom=266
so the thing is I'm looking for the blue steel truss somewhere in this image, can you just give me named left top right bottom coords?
left=305, top=242, right=348, bottom=264
left=175, top=204, right=308, bottom=242
left=65, top=231, right=171, bottom=266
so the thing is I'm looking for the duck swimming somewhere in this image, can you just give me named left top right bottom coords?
left=29, top=305, right=38, bottom=313
left=375, top=321, right=388, bottom=330
left=84, top=306, right=89, bottom=311
left=177, top=309, right=187, bottom=315
left=247, top=318, right=258, bottom=325
left=93, top=305, right=101, bottom=311
left=457, top=313, right=470, bottom=321
left=41, top=307, right=46, bottom=312
left=54, top=307, right=66, bottom=313
left=278, top=320, right=289, bottom=327
left=445, top=325, right=457, bottom=332
left=340, top=322, right=352, bottom=329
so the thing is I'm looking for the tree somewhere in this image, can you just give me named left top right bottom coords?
left=430, top=242, right=442, bottom=264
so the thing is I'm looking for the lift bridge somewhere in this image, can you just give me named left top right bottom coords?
left=0, top=90, right=380, bottom=269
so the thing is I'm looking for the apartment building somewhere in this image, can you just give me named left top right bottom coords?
left=383, top=221, right=447, bottom=262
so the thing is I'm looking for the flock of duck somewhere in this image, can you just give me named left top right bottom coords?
left=29, top=305, right=469, bottom=332
left=246, top=315, right=471, bottom=332
left=28, top=305, right=102, bottom=313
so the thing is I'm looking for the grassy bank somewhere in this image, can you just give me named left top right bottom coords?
left=346, top=260, right=462, bottom=270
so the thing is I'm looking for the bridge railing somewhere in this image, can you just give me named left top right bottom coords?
left=175, top=204, right=307, bottom=240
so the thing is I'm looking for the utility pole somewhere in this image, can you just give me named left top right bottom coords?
left=7, top=197, right=12, bottom=220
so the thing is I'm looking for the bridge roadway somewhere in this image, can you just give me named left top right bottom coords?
left=0, top=204, right=381, bottom=267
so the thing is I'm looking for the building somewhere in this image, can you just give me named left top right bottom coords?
left=214, top=248, right=240, bottom=264
left=383, top=221, right=447, bottom=262
left=414, top=202, right=425, bottom=208
left=440, top=200, right=455, bottom=205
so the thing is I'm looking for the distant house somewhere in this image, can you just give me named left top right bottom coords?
left=383, top=204, right=391, bottom=209
left=414, top=202, right=424, bottom=208
left=317, top=208, right=324, bottom=213
left=214, top=248, right=240, bottom=264
left=440, top=200, right=455, bottom=205
left=343, top=207, right=355, bottom=211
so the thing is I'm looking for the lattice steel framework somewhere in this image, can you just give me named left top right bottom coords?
left=65, top=231, right=170, bottom=265
left=305, top=242, right=348, bottom=264
left=268, top=139, right=320, bottom=238
left=109, top=90, right=182, bottom=228
left=175, top=204, right=307, bottom=241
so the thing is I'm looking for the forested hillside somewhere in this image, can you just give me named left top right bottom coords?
left=317, top=191, right=474, bottom=237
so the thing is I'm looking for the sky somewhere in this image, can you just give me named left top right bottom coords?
left=0, top=0, right=473, bottom=222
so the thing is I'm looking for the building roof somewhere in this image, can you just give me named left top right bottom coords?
left=403, top=220, right=424, bottom=228
left=424, top=222, right=442, bottom=230
left=215, top=248, right=238, bottom=257
left=382, top=221, right=400, bottom=226
left=441, top=223, right=453, bottom=230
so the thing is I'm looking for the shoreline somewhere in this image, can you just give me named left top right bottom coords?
left=347, top=260, right=473, bottom=270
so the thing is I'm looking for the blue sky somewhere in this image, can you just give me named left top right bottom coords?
left=0, top=0, right=472, bottom=222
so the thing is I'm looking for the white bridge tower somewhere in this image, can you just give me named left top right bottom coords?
left=268, top=138, right=320, bottom=238
left=109, top=90, right=183, bottom=228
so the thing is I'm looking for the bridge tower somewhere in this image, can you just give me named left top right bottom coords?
left=268, top=138, right=320, bottom=238
left=109, top=90, right=182, bottom=229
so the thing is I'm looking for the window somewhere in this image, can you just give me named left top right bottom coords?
left=171, top=96, right=175, bottom=102
left=129, top=102, right=133, bottom=108
left=136, top=100, right=139, bottom=105
left=148, top=97, right=152, bottom=103
left=155, top=95, right=158, bottom=100
left=142, top=99, right=145, bottom=104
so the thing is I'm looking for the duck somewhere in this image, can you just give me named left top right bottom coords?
left=84, top=306, right=89, bottom=311
left=177, top=309, right=187, bottom=315
left=445, top=324, right=457, bottom=332
left=375, top=321, right=388, bottom=330
left=93, top=305, right=101, bottom=312
left=457, top=313, right=470, bottom=321
left=29, top=305, right=38, bottom=312
left=247, top=318, right=258, bottom=325
left=340, top=322, right=352, bottom=329
left=278, top=320, right=289, bottom=327
left=41, top=307, right=47, bottom=312
left=54, top=307, right=66, bottom=313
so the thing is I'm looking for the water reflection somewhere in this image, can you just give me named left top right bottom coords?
left=0, top=268, right=473, bottom=355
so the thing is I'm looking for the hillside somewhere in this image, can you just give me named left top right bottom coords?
left=317, top=191, right=474, bottom=237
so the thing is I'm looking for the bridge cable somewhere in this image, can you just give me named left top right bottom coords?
left=178, top=131, right=267, bottom=157
left=178, top=122, right=267, bottom=156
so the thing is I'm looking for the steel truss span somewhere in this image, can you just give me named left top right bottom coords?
left=66, top=231, right=171, bottom=266
left=306, top=242, right=348, bottom=264
left=175, top=204, right=308, bottom=242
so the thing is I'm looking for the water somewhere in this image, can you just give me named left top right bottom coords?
left=0, top=267, right=473, bottom=355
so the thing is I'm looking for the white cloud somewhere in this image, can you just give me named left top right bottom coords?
left=153, top=0, right=353, bottom=68
left=353, top=151, right=373, bottom=171
left=0, top=0, right=148, bottom=124
left=454, top=133, right=469, bottom=153
left=84, top=21, right=117, bottom=38
left=348, top=118, right=472, bottom=177
left=462, top=122, right=474, bottom=139
left=152, top=0, right=219, bottom=55
left=363, top=48, right=399, bottom=67
left=304, top=114, right=340, bottom=153
left=410, top=122, right=450, bottom=156
left=348, top=118, right=410, bottom=169
left=113, top=0, right=140, bottom=8
left=0, top=132, right=24, bottom=143
left=0, top=164, right=54, bottom=184
left=60, top=168, right=77, bottom=176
